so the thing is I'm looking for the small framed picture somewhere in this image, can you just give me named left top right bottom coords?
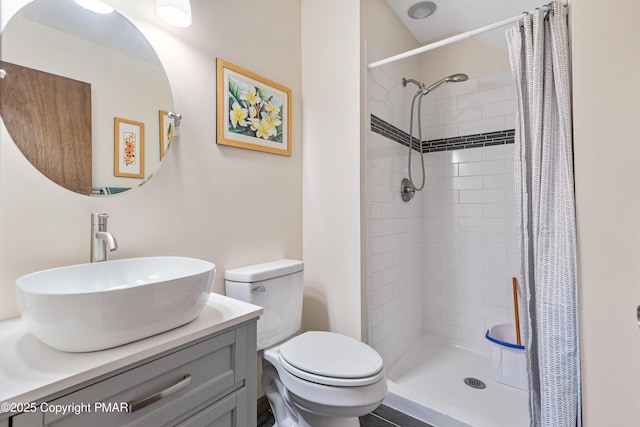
left=114, top=117, right=145, bottom=178
left=217, top=58, right=292, bottom=156
left=159, top=110, right=174, bottom=160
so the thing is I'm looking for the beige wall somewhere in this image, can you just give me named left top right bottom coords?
left=572, top=0, right=640, bottom=424
left=0, top=0, right=303, bottom=320
left=301, top=0, right=362, bottom=338
left=361, top=0, right=420, bottom=78
left=419, top=37, right=510, bottom=84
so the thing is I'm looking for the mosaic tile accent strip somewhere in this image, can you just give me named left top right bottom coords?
left=371, top=114, right=514, bottom=152
left=370, top=114, right=421, bottom=150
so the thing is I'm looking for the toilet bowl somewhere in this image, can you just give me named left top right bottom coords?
left=263, top=331, right=386, bottom=426
left=224, top=260, right=387, bottom=426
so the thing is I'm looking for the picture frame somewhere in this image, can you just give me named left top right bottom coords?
left=217, top=58, right=292, bottom=156
left=114, top=117, right=145, bottom=178
left=159, top=110, right=174, bottom=160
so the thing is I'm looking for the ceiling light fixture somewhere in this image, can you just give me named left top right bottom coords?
left=407, top=1, right=437, bottom=19
left=74, top=0, right=114, bottom=14
left=155, top=0, right=192, bottom=28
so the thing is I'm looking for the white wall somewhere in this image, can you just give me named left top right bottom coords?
left=572, top=0, right=640, bottom=424
left=301, top=0, right=362, bottom=338
left=0, top=0, right=303, bottom=320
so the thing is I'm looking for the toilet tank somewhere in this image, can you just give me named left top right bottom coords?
left=224, top=259, right=304, bottom=351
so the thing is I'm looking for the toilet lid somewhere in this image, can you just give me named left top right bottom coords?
left=278, top=331, right=384, bottom=384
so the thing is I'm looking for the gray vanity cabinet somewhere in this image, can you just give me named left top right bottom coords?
left=10, top=321, right=257, bottom=427
left=0, top=418, right=7, bottom=427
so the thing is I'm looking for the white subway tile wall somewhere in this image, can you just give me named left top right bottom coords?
left=421, top=72, right=517, bottom=141
left=421, top=146, right=519, bottom=350
left=366, top=51, right=519, bottom=364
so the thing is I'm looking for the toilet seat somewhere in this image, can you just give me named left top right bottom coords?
left=277, top=331, right=384, bottom=387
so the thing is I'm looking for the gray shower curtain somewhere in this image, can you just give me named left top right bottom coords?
left=506, top=2, right=581, bottom=427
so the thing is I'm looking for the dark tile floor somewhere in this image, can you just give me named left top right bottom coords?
left=257, top=404, right=434, bottom=427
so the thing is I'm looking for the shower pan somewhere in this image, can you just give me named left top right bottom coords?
left=400, top=73, right=468, bottom=202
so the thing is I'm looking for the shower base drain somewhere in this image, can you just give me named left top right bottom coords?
left=463, top=377, right=486, bottom=389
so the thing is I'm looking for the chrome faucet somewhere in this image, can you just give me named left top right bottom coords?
left=90, top=213, right=118, bottom=262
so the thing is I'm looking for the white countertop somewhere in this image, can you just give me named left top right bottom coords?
left=0, top=293, right=262, bottom=410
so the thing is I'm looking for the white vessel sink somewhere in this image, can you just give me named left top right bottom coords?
left=15, top=256, right=215, bottom=352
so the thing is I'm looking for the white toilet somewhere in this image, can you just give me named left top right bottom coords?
left=225, top=259, right=387, bottom=427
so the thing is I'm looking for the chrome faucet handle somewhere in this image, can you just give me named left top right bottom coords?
left=97, top=213, right=108, bottom=226
left=92, top=212, right=109, bottom=226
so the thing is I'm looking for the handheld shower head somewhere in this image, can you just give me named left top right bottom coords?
left=447, top=73, right=469, bottom=82
left=422, top=73, right=469, bottom=94
left=400, top=72, right=470, bottom=203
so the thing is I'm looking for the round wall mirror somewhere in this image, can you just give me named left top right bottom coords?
left=0, top=0, right=175, bottom=196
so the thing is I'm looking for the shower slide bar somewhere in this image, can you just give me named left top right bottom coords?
left=366, top=3, right=559, bottom=70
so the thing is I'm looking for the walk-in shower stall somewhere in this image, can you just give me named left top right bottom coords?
left=365, top=47, right=527, bottom=427
left=363, top=1, right=582, bottom=425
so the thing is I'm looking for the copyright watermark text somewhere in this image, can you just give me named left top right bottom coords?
left=1, top=401, right=129, bottom=415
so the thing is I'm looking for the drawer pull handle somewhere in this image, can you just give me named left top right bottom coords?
left=128, top=374, right=192, bottom=413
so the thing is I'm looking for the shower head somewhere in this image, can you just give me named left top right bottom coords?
left=447, top=73, right=469, bottom=82
left=422, top=73, right=469, bottom=94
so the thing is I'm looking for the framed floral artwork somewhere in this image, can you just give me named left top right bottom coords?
left=114, top=117, right=145, bottom=178
left=216, top=58, right=292, bottom=156
left=159, top=110, right=174, bottom=160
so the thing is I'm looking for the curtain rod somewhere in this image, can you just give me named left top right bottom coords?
left=366, top=4, right=554, bottom=70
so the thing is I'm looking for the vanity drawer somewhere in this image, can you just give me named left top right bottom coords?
left=43, top=327, right=248, bottom=427
left=177, top=387, right=247, bottom=427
